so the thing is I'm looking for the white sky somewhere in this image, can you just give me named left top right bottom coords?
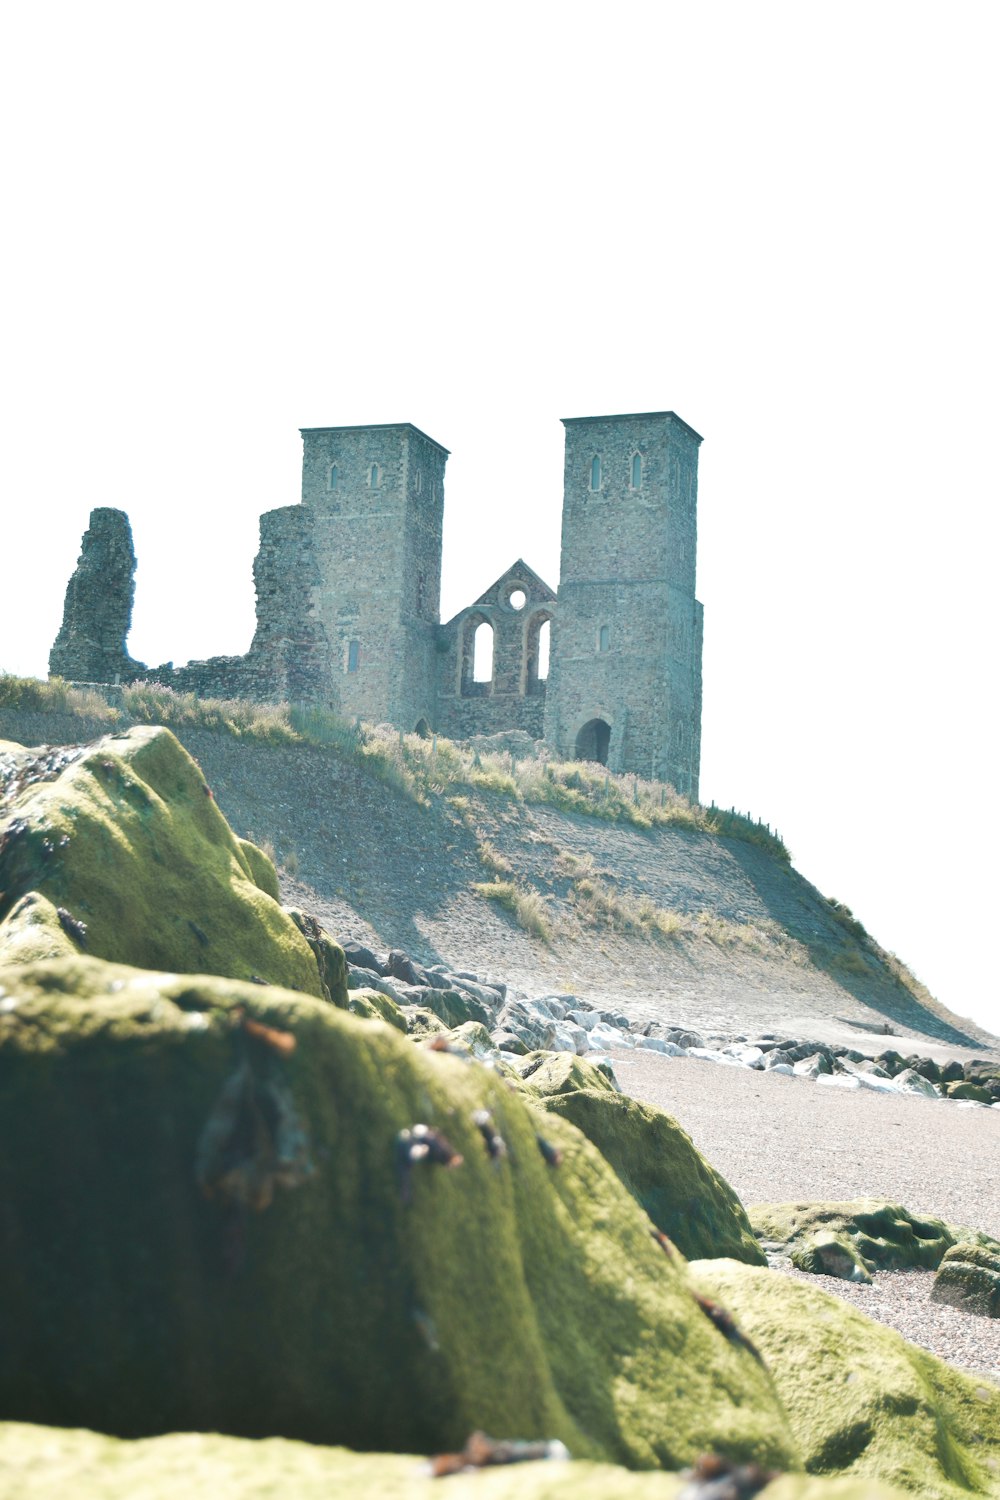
left=2, top=2, right=997, bottom=1035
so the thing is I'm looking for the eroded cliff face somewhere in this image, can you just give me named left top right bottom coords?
left=49, top=508, right=145, bottom=684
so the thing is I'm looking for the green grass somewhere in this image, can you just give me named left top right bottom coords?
left=472, top=878, right=552, bottom=941
left=0, top=673, right=788, bottom=859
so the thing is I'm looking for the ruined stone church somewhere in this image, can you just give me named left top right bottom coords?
left=50, top=410, right=705, bottom=798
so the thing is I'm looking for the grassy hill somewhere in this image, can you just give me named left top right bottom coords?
left=1, top=676, right=993, bottom=1050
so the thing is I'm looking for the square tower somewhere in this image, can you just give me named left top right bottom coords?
left=543, top=411, right=703, bottom=797
left=299, top=422, right=448, bottom=729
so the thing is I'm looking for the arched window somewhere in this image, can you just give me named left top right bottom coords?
left=631, top=452, right=642, bottom=489
left=525, top=611, right=553, bottom=694
left=369, top=463, right=381, bottom=488
left=590, top=455, right=602, bottom=491
left=472, top=620, right=494, bottom=683
left=327, top=464, right=339, bottom=491
left=598, top=625, right=610, bottom=652
left=537, top=618, right=551, bottom=679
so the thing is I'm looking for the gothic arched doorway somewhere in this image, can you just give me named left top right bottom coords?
left=575, top=717, right=611, bottom=765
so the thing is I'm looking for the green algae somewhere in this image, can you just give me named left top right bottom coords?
left=534, top=1087, right=765, bottom=1266
left=237, top=837, right=281, bottom=900
left=932, top=1243, right=1000, bottom=1318
left=691, top=1260, right=1000, bottom=1500
left=0, top=727, right=324, bottom=996
left=518, top=1050, right=622, bottom=1096
left=791, top=1233, right=872, bottom=1284
left=749, top=1203, right=958, bottom=1274
left=347, top=985, right=408, bottom=1032
left=0, top=956, right=796, bottom=1471
left=0, top=1423, right=917, bottom=1500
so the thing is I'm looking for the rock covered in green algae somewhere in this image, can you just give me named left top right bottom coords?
left=932, top=1242, right=1000, bottom=1318
left=749, top=1203, right=958, bottom=1275
left=0, top=956, right=796, bottom=1471
left=790, top=1233, right=872, bottom=1284
left=347, top=985, right=409, bottom=1031
left=689, top=1259, right=1000, bottom=1500
left=531, top=1084, right=766, bottom=1266
left=0, top=1423, right=917, bottom=1500
left=0, top=726, right=329, bottom=996
left=517, top=1049, right=622, bottom=1096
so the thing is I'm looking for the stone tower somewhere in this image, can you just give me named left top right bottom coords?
left=543, top=411, right=703, bottom=798
left=298, top=422, right=449, bottom=729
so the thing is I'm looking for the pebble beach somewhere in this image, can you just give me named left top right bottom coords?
left=615, top=1047, right=1000, bottom=1381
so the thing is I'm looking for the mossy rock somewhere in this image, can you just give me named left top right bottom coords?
left=402, top=1004, right=449, bottom=1038
left=0, top=726, right=324, bottom=997
left=518, top=1050, right=621, bottom=1096
left=944, top=1082, right=993, bottom=1104
left=750, top=1202, right=957, bottom=1273
left=284, top=907, right=349, bottom=1007
left=347, top=986, right=408, bottom=1033
left=0, top=1424, right=918, bottom=1500
left=419, top=985, right=492, bottom=1029
left=449, top=1019, right=499, bottom=1057
left=237, top=837, right=281, bottom=901
left=0, top=956, right=796, bottom=1470
left=536, top=1088, right=765, bottom=1266
left=691, top=1260, right=1000, bottom=1499
left=790, top=1233, right=872, bottom=1284
left=932, top=1242, right=1000, bottom=1318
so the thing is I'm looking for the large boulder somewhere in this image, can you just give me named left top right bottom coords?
left=691, top=1260, right=1000, bottom=1500
left=750, top=1202, right=957, bottom=1275
left=0, top=1422, right=918, bottom=1500
left=0, top=956, right=795, bottom=1469
left=531, top=1085, right=765, bottom=1266
left=0, top=727, right=329, bottom=997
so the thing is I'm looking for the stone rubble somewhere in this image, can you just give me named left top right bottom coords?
left=342, top=941, right=1000, bottom=1111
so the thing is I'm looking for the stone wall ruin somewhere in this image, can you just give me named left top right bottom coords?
left=48, top=412, right=705, bottom=797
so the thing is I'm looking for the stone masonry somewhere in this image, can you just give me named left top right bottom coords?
left=49, top=412, right=705, bottom=797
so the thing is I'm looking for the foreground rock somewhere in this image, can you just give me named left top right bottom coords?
left=691, top=1261, right=1000, bottom=1500
left=525, top=1066, right=765, bottom=1265
left=0, top=1423, right=919, bottom=1500
left=0, top=728, right=337, bottom=999
left=0, top=956, right=794, bottom=1468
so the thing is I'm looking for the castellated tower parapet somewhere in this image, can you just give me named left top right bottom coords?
left=543, top=412, right=703, bottom=798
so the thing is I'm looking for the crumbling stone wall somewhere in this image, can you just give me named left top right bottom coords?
left=49, top=509, right=146, bottom=684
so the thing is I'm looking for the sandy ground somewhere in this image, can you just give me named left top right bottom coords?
left=613, top=1047, right=1000, bottom=1235
left=612, top=1047, right=1000, bottom=1378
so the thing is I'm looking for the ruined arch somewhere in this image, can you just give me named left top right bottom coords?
left=575, top=717, right=611, bottom=765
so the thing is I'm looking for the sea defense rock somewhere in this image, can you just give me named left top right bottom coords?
left=931, top=1242, right=1000, bottom=1318
left=749, top=1201, right=957, bottom=1276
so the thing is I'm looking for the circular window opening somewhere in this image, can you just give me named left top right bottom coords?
left=507, top=588, right=527, bottom=611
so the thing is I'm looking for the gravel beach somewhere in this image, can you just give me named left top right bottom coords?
left=614, top=1048, right=1000, bottom=1381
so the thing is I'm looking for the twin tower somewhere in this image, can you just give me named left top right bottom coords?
left=286, top=409, right=704, bottom=798
left=50, top=410, right=705, bottom=799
